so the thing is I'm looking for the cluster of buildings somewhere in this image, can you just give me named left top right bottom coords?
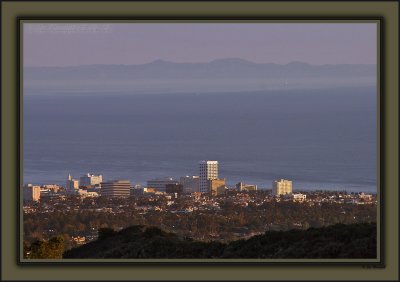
left=24, top=160, right=319, bottom=203
left=23, top=183, right=64, bottom=202
left=23, top=173, right=104, bottom=202
left=108, top=160, right=251, bottom=197
left=66, top=173, right=102, bottom=191
left=272, top=179, right=308, bottom=202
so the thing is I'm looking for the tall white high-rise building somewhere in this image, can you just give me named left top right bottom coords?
left=199, top=160, right=218, bottom=193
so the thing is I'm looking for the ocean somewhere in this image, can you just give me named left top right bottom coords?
left=23, top=86, right=377, bottom=192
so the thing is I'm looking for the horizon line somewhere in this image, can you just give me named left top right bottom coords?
left=24, top=58, right=378, bottom=68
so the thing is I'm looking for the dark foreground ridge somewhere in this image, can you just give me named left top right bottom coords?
left=63, top=222, right=376, bottom=259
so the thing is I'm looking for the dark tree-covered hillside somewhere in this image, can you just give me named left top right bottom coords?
left=63, top=222, right=376, bottom=259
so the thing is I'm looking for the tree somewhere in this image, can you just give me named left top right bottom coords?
left=30, top=236, right=64, bottom=259
left=23, top=240, right=31, bottom=259
left=47, top=236, right=65, bottom=258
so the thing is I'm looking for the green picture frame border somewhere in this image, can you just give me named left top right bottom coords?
left=16, top=17, right=384, bottom=267
left=2, top=1, right=398, bottom=281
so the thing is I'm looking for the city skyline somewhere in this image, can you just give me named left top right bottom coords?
left=23, top=159, right=376, bottom=195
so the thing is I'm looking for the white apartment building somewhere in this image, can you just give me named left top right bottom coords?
left=79, top=173, right=103, bottom=187
left=272, top=179, right=293, bottom=196
left=179, top=175, right=200, bottom=193
left=199, top=160, right=218, bottom=193
left=146, top=177, right=178, bottom=192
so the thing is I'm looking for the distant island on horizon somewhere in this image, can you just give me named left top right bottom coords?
left=24, top=57, right=376, bottom=81
left=25, top=57, right=378, bottom=68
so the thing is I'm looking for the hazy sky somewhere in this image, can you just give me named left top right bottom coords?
left=23, top=23, right=377, bottom=67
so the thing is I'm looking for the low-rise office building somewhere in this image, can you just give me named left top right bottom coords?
left=180, top=175, right=199, bottom=193
left=166, top=183, right=184, bottom=195
left=147, top=177, right=178, bottom=192
left=292, top=193, right=307, bottom=202
left=209, top=178, right=226, bottom=196
left=236, top=182, right=257, bottom=192
left=100, top=180, right=131, bottom=197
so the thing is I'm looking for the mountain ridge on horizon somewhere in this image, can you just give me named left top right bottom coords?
left=25, top=57, right=377, bottom=69
left=24, top=57, right=376, bottom=81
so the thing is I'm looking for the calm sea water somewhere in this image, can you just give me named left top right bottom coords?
left=23, top=86, right=377, bottom=192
